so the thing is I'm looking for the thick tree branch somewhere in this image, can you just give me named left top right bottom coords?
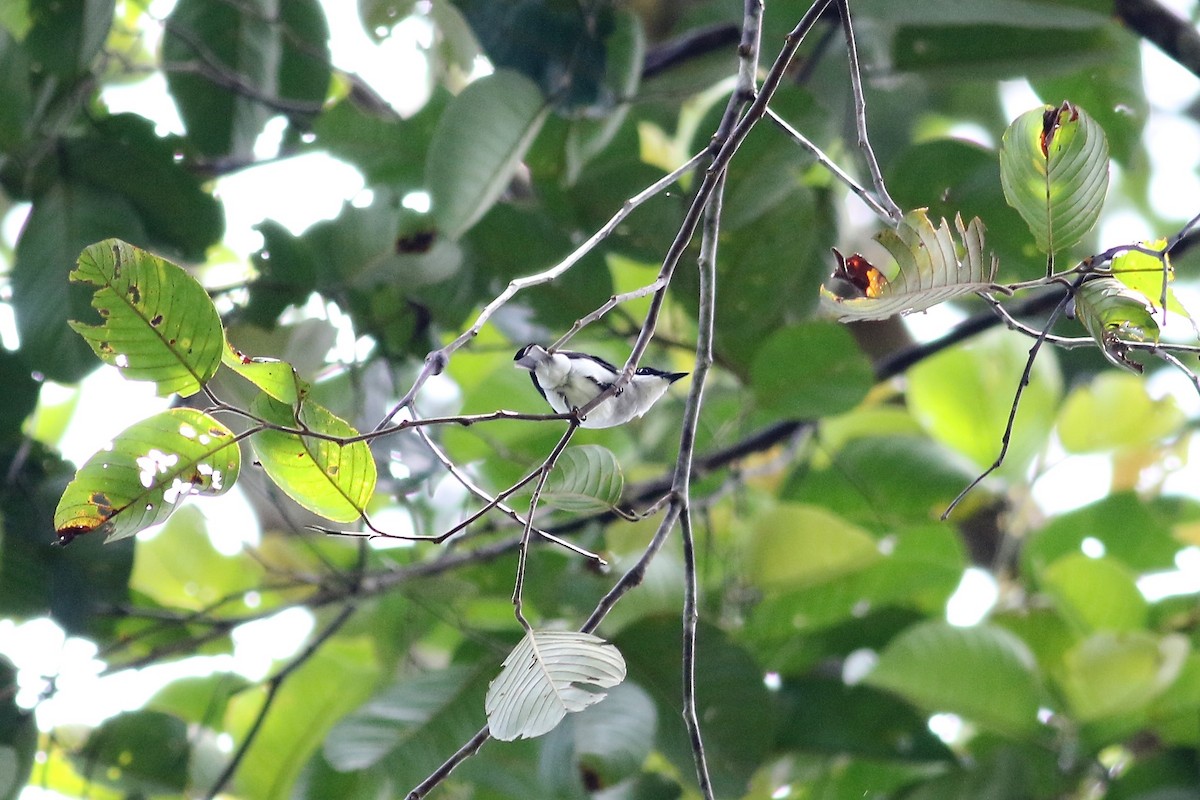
left=1116, top=0, right=1200, bottom=80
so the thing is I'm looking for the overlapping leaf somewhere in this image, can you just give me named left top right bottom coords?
left=541, top=445, right=624, bottom=513
left=1110, top=240, right=1196, bottom=329
left=1073, top=276, right=1158, bottom=373
left=820, top=210, right=999, bottom=321
left=250, top=394, right=376, bottom=523
left=54, top=409, right=241, bottom=544
left=485, top=630, right=626, bottom=741
left=70, top=239, right=224, bottom=397
left=1000, top=101, right=1109, bottom=256
left=222, top=342, right=305, bottom=405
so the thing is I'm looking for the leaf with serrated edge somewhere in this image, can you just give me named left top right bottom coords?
left=250, top=393, right=376, bottom=523
left=1000, top=101, right=1109, bottom=255
left=541, top=445, right=624, bottom=513
left=820, top=210, right=1000, bottom=321
left=221, top=341, right=305, bottom=405
left=1073, top=277, right=1159, bottom=373
left=70, top=239, right=224, bottom=397
left=54, top=409, right=240, bottom=544
left=486, top=630, right=626, bottom=741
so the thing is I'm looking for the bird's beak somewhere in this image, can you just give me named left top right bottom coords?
left=514, top=352, right=537, bottom=371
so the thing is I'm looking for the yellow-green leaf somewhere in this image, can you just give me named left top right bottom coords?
left=222, top=341, right=306, bottom=405
left=54, top=409, right=241, bottom=544
left=250, top=394, right=376, bottom=523
left=70, top=239, right=224, bottom=397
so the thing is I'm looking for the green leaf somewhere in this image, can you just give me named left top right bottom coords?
left=455, top=1, right=613, bottom=110
left=1073, top=276, right=1159, bottom=373
left=130, top=506, right=262, bottom=611
left=893, top=24, right=1117, bottom=81
left=53, top=409, right=241, bottom=544
left=222, top=341, right=305, bottom=405
left=0, top=656, right=35, bottom=800
left=615, top=617, right=775, bottom=797
left=999, top=101, right=1109, bottom=255
left=906, top=329, right=1062, bottom=474
left=1110, top=240, right=1195, bottom=325
left=540, top=445, right=624, bottom=513
left=69, top=239, right=225, bottom=398
left=0, top=2, right=31, bottom=40
left=227, top=636, right=379, bottom=800
left=61, top=114, right=224, bottom=259
left=747, top=503, right=881, bottom=593
left=865, top=620, right=1042, bottom=735
left=820, top=210, right=999, bottom=321
left=12, top=183, right=148, bottom=383
left=427, top=69, right=548, bottom=238
left=1040, top=553, right=1148, bottom=632
left=1057, top=632, right=1189, bottom=721
left=775, top=676, right=953, bottom=762
left=249, top=393, right=376, bottom=523
left=564, top=681, right=657, bottom=788
left=750, top=322, right=875, bottom=419
left=1056, top=371, right=1185, bottom=453
left=24, top=0, right=112, bottom=79
left=485, top=630, right=626, bottom=741
left=74, top=711, right=190, bottom=794
left=1022, top=492, right=1185, bottom=576
left=162, top=0, right=329, bottom=159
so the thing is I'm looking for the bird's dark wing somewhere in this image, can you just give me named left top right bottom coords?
left=526, top=371, right=549, bottom=403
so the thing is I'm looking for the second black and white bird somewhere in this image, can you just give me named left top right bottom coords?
left=513, top=344, right=687, bottom=428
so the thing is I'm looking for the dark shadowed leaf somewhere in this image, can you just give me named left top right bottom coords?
left=12, top=183, right=147, bottom=383
left=751, top=322, right=875, bottom=419
left=74, top=711, right=190, bottom=794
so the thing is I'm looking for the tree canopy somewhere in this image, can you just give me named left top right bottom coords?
left=3, top=0, right=1200, bottom=798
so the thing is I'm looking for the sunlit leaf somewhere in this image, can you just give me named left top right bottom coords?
left=249, top=393, right=376, bottom=523
left=999, top=101, right=1109, bottom=255
left=54, top=409, right=241, bottom=545
left=1040, top=553, right=1148, bottom=632
left=1057, top=371, right=1185, bottom=453
left=820, top=210, right=998, bottom=321
left=747, top=504, right=881, bottom=593
left=1057, top=632, right=1189, bottom=721
left=222, top=341, right=305, bottom=405
left=541, top=445, right=624, bottom=513
left=1073, top=276, right=1159, bottom=373
left=427, top=69, right=548, bottom=238
left=70, top=239, right=224, bottom=398
left=1110, top=239, right=1196, bottom=329
left=865, top=620, right=1042, bottom=735
left=906, top=329, right=1062, bottom=474
left=485, top=630, right=626, bottom=741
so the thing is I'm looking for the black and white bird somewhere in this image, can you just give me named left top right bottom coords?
left=513, top=344, right=687, bottom=429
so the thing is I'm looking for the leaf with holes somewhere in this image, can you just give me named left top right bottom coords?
left=54, top=409, right=241, bottom=545
left=222, top=341, right=306, bottom=405
left=541, top=445, right=624, bottom=513
left=485, top=630, right=626, bottom=741
left=820, top=210, right=999, bottom=321
left=1073, top=277, right=1158, bottom=373
left=69, top=239, right=224, bottom=398
left=250, top=393, right=376, bottom=523
left=1000, top=101, right=1109, bottom=255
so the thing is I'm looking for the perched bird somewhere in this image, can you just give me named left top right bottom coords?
left=513, top=344, right=687, bottom=429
